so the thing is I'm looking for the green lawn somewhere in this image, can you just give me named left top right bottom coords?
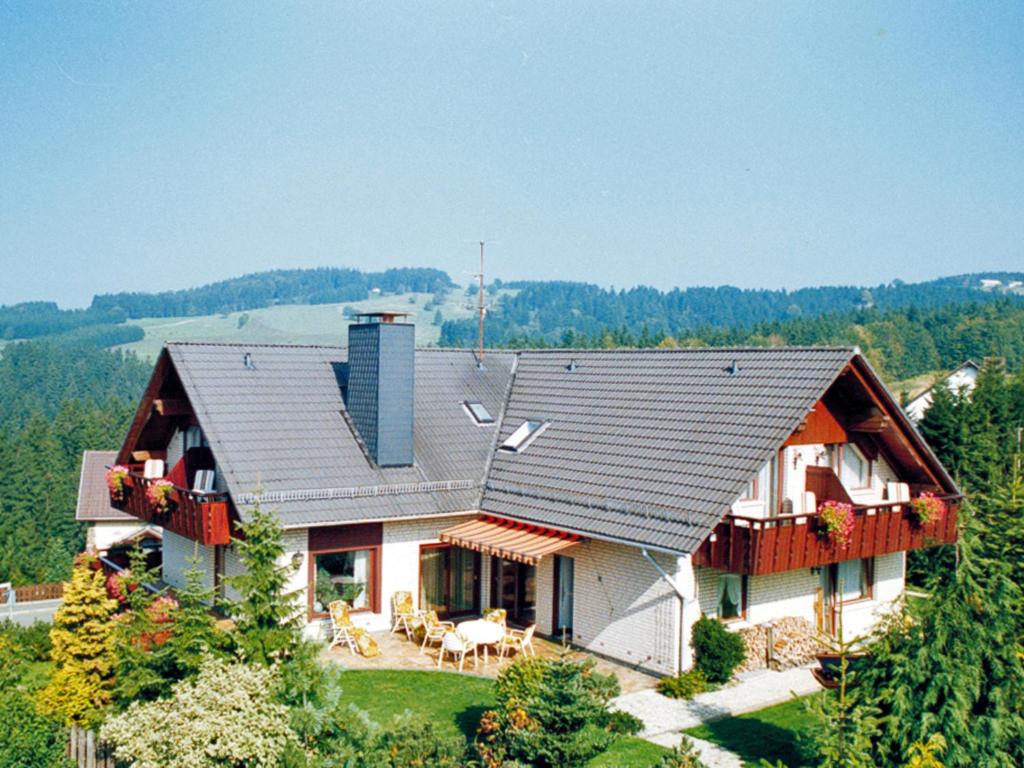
left=336, top=669, right=668, bottom=766
left=684, top=695, right=818, bottom=767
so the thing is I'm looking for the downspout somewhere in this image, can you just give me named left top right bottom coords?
left=641, top=548, right=692, bottom=676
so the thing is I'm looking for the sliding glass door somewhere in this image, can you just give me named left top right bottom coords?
left=419, top=545, right=480, bottom=618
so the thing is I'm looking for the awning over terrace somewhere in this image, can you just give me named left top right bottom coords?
left=439, top=515, right=581, bottom=565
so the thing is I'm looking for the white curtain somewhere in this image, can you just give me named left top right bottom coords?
left=351, top=550, right=369, bottom=609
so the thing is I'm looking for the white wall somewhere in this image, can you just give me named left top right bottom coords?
left=696, top=550, right=905, bottom=641
left=563, top=540, right=680, bottom=676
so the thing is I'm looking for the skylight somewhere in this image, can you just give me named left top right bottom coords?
left=464, top=401, right=494, bottom=425
left=499, top=420, right=549, bottom=452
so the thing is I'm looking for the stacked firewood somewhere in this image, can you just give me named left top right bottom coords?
left=736, top=617, right=827, bottom=673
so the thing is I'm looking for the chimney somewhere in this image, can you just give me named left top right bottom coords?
left=346, top=312, right=415, bottom=467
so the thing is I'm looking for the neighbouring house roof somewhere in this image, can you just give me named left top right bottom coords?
left=164, top=343, right=516, bottom=528
left=121, top=343, right=956, bottom=555
left=76, top=450, right=136, bottom=522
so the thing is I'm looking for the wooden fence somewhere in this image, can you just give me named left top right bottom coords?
left=67, top=726, right=120, bottom=768
left=14, top=581, right=64, bottom=601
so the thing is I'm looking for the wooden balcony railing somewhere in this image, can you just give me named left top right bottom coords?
left=110, top=470, right=231, bottom=546
left=694, top=497, right=959, bottom=575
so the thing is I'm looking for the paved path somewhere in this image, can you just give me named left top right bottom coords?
left=3, top=598, right=62, bottom=626
left=613, top=667, right=820, bottom=767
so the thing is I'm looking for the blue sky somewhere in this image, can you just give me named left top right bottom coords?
left=1, top=2, right=1021, bottom=307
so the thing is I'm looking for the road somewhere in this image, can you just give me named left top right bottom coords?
left=4, top=598, right=61, bottom=626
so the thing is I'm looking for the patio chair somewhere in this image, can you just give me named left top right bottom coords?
left=390, top=591, right=419, bottom=638
left=419, top=610, right=455, bottom=654
left=483, top=607, right=507, bottom=628
left=437, top=630, right=477, bottom=671
left=499, top=623, right=537, bottom=658
left=328, top=600, right=358, bottom=655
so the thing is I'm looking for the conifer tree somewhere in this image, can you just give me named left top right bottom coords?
left=226, top=498, right=303, bottom=664
left=166, top=548, right=231, bottom=678
left=855, top=517, right=1024, bottom=766
left=38, top=554, right=118, bottom=726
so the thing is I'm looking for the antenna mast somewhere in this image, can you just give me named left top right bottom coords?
left=477, top=241, right=485, bottom=362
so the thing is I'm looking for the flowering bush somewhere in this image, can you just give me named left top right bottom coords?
left=106, top=465, right=130, bottom=501
left=101, top=656, right=297, bottom=768
left=909, top=492, right=946, bottom=524
left=146, top=479, right=175, bottom=514
left=818, top=500, right=855, bottom=549
left=107, top=569, right=137, bottom=604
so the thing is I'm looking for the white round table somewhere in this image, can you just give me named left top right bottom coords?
left=457, top=619, right=505, bottom=663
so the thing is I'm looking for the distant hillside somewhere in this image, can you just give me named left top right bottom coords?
left=90, top=266, right=455, bottom=318
left=0, top=266, right=455, bottom=343
left=442, top=272, right=1024, bottom=348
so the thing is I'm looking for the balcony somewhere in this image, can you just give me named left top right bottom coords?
left=110, top=469, right=231, bottom=546
left=694, top=497, right=959, bottom=576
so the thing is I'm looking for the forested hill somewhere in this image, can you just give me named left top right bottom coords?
left=0, top=267, right=454, bottom=341
left=90, top=267, right=455, bottom=319
left=0, top=342, right=150, bottom=584
left=442, top=272, right=1024, bottom=348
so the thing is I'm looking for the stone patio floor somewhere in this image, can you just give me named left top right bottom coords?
left=320, top=625, right=659, bottom=695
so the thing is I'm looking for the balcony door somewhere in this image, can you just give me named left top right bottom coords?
left=419, top=545, right=480, bottom=619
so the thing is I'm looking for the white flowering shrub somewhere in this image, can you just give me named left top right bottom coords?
left=101, top=656, right=297, bottom=768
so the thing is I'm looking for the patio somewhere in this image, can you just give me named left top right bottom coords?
left=319, top=623, right=658, bottom=695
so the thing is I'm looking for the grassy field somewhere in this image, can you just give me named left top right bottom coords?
left=112, top=288, right=515, bottom=360
left=335, top=669, right=667, bottom=767
left=683, top=695, right=818, bottom=767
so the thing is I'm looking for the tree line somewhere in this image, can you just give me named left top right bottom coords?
left=0, top=342, right=150, bottom=585
left=447, top=298, right=1024, bottom=385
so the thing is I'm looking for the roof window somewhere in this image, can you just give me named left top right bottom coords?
left=499, top=420, right=549, bottom=452
left=464, top=401, right=494, bottom=425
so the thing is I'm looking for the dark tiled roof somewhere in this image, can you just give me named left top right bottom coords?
left=154, top=343, right=872, bottom=553
left=76, top=450, right=135, bottom=522
left=166, top=343, right=515, bottom=528
left=482, top=348, right=855, bottom=553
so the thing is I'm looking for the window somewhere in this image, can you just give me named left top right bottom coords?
left=499, top=420, right=549, bottom=452
left=834, top=558, right=872, bottom=603
left=184, top=425, right=208, bottom=451
left=463, top=401, right=494, bottom=425
left=312, top=549, right=373, bottom=613
left=741, top=457, right=779, bottom=514
left=717, top=574, right=745, bottom=620
left=840, top=445, right=870, bottom=489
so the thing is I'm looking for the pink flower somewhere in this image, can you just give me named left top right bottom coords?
left=818, top=500, right=855, bottom=549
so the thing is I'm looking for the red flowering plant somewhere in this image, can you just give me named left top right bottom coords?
left=818, top=500, right=855, bottom=549
left=106, top=465, right=130, bottom=502
left=107, top=569, right=138, bottom=604
left=909, top=492, right=945, bottom=524
left=146, top=479, right=175, bottom=514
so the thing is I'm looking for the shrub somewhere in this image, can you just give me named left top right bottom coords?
left=476, top=654, right=626, bottom=768
left=692, top=616, right=745, bottom=684
left=101, top=656, right=297, bottom=768
left=0, top=689, right=70, bottom=768
left=657, top=735, right=709, bottom=767
left=0, top=619, right=52, bottom=662
left=657, top=668, right=709, bottom=699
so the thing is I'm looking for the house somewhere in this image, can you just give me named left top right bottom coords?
left=904, top=360, right=980, bottom=422
left=76, top=450, right=162, bottom=569
left=107, top=314, right=958, bottom=676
